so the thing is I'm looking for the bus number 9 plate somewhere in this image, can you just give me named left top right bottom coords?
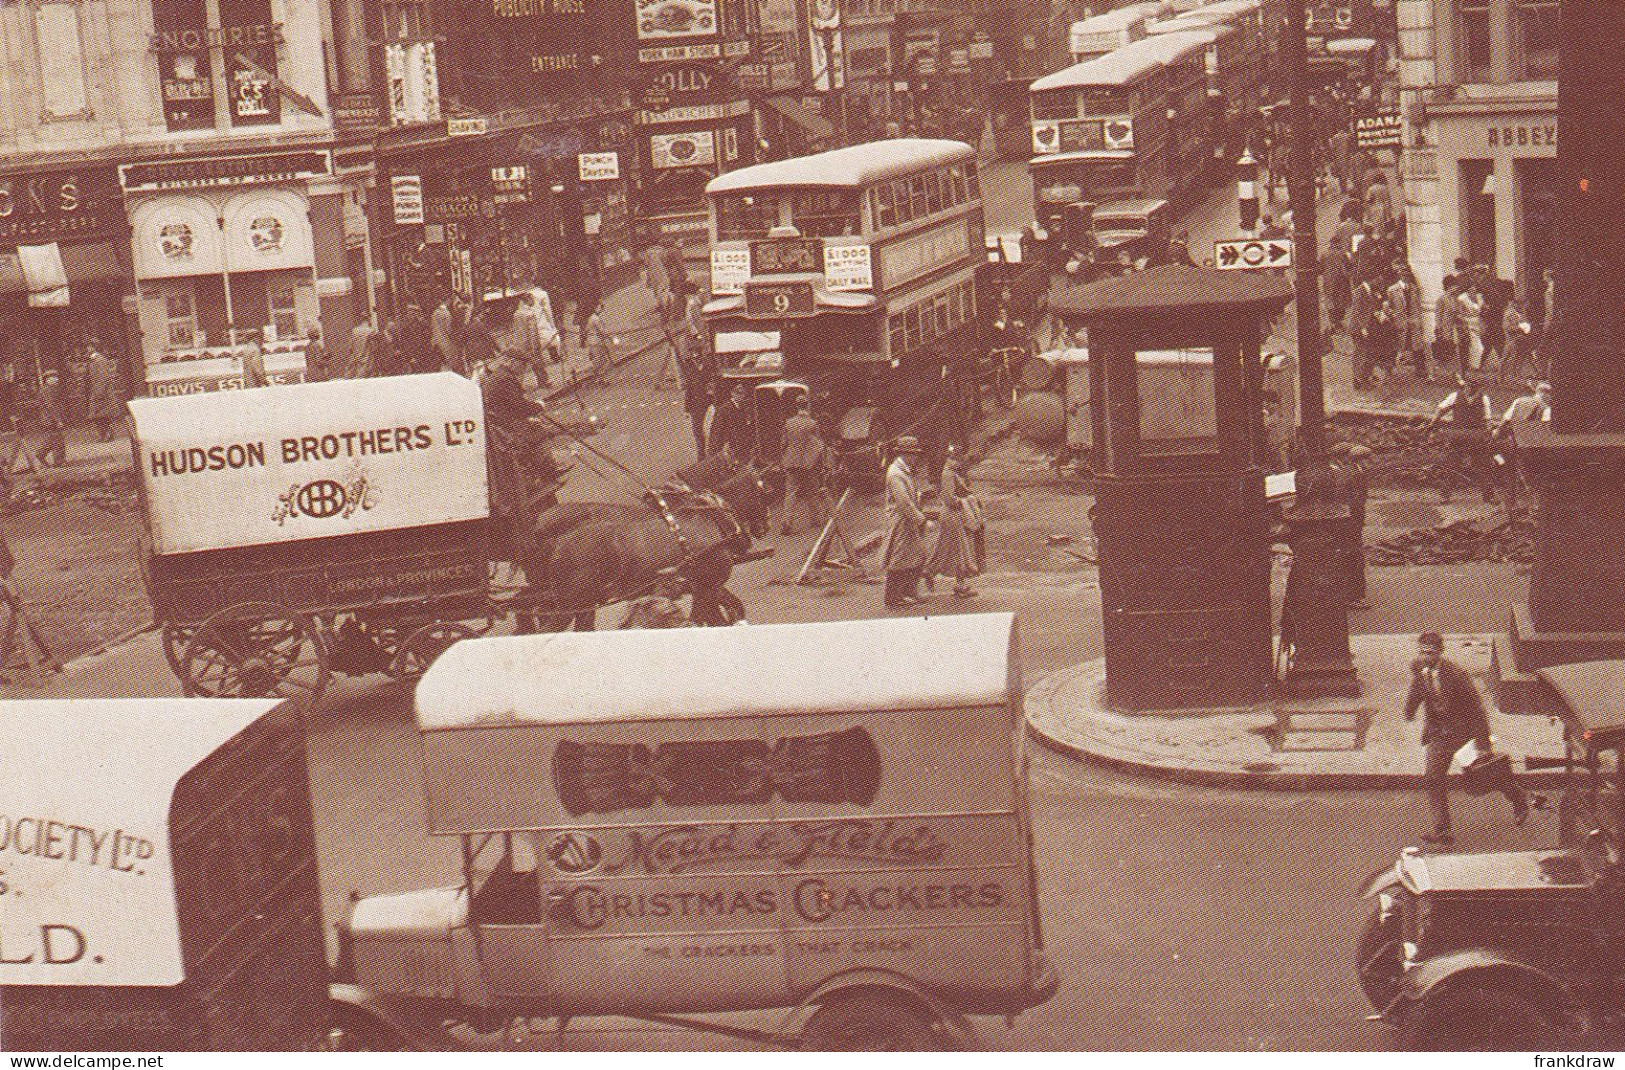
left=745, top=281, right=816, bottom=318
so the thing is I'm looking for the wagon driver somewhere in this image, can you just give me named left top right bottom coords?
left=481, top=350, right=562, bottom=516
left=881, top=435, right=931, bottom=610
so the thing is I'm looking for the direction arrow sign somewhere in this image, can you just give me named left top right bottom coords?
left=1213, top=238, right=1292, bottom=271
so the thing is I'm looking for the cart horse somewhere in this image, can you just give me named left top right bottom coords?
left=517, top=453, right=772, bottom=631
left=130, top=372, right=527, bottom=701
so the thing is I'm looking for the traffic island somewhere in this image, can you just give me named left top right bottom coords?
left=1025, top=631, right=1567, bottom=790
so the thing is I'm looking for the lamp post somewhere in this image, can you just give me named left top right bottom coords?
left=1277, top=0, right=1358, bottom=697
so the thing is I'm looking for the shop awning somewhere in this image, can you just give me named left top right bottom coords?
left=764, top=96, right=836, bottom=141
left=17, top=243, right=69, bottom=308
left=60, top=240, right=123, bottom=285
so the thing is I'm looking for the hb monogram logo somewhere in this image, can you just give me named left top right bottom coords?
left=273, top=465, right=378, bottom=525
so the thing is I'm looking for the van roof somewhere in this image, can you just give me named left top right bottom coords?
left=0, top=699, right=281, bottom=987
left=417, top=614, right=1018, bottom=730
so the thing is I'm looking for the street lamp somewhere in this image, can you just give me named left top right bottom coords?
left=1278, top=0, right=1359, bottom=698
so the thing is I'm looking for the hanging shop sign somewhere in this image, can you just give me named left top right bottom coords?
left=150, top=0, right=213, bottom=131
left=219, top=0, right=281, bottom=126
left=334, top=92, right=381, bottom=134
left=650, top=130, right=716, bottom=169
left=490, top=165, right=532, bottom=207
left=808, top=0, right=844, bottom=92
left=636, top=0, right=717, bottom=40
left=391, top=175, right=425, bottom=225
left=638, top=41, right=721, bottom=62
left=578, top=152, right=622, bottom=182
left=0, top=168, right=123, bottom=244
left=447, top=117, right=489, bottom=137
left=637, top=99, right=751, bottom=125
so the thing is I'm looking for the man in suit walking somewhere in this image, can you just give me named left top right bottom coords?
left=1404, top=632, right=1529, bottom=846
left=880, top=436, right=930, bottom=610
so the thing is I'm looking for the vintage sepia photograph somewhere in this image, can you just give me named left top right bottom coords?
left=1, top=0, right=1622, bottom=1055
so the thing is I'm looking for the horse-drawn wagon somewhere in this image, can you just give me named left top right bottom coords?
left=128, top=372, right=502, bottom=700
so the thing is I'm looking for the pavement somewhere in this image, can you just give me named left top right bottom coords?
left=1027, top=631, right=1568, bottom=791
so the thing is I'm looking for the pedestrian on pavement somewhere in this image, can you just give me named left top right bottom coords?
left=396, top=303, right=436, bottom=375
left=1500, top=296, right=1535, bottom=385
left=34, top=370, right=66, bottom=467
left=431, top=296, right=460, bottom=374
left=347, top=318, right=379, bottom=379
left=1494, top=379, right=1551, bottom=511
left=1323, top=244, right=1352, bottom=332
left=1405, top=632, right=1530, bottom=846
left=369, top=316, right=407, bottom=378
left=926, top=442, right=981, bottom=598
left=1385, top=265, right=1426, bottom=380
left=880, top=435, right=930, bottom=610
left=1167, top=232, right=1196, bottom=267
left=1429, top=376, right=1497, bottom=504
left=1327, top=442, right=1371, bottom=607
left=82, top=339, right=119, bottom=441
left=662, top=237, right=690, bottom=319
left=677, top=324, right=715, bottom=463
left=1432, top=278, right=1462, bottom=382
left=304, top=326, right=333, bottom=383
left=456, top=309, right=496, bottom=381
left=238, top=330, right=268, bottom=389
left=512, top=291, right=546, bottom=389
left=779, top=398, right=829, bottom=536
left=1475, top=268, right=1512, bottom=377
left=582, top=307, right=611, bottom=379
left=1455, top=283, right=1486, bottom=372
left=708, top=382, right=753, bottom=464
left=1348, top=276, right=1384, bottom=390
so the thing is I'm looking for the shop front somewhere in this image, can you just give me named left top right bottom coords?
left=1429, top=100, right=1558, bottom=304
left=121, top=151, right=335, bottom=396
left=380, top=113, right=637, bottom=321
left=0, top=165, right=133, bottom=412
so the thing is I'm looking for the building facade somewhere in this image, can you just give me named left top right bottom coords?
left=0, top=0, right=373, bottom=396
left=1397, top=0, right=1559, bottom=325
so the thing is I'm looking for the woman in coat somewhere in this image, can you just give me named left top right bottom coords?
left=82, top=340, right=119, bottom=441
left=927, top=444, right=981, bottom=598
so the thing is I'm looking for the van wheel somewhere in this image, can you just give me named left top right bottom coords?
left=1355, top=906, right=1403, bottom=1011
left=324, top=1004, right=406, bottom=1051
left=1398, top=986, right=1560, bottom=1051
left=799, top=994, right=945, bottom=1051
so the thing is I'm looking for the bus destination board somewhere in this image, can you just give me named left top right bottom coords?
left=750, top=237, right=822, bottom=275
left=745, top=280, right=816, bottom=318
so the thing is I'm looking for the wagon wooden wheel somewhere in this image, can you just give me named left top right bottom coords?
left=386, top=620, right=478, bottom=680
left=178, top=602, right=330, bottom=701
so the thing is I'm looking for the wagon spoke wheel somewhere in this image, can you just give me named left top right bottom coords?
left=160, top=623, right=197, bottom=677
left=179, top=602, right=329, bottom=701
left=387, top=620, right=476, bottom=680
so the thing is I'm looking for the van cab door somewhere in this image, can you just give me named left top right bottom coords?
left=465, top=834, right=558, bottom=1007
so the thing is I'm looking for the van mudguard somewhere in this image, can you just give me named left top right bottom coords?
left=1397, top=950, right=1573, bottom=1019
left=1358, top=862, right=1402, bottom=901
left=328, top=982, right=447, bottom=1051
left=779, top=968, right=976, bottom=1049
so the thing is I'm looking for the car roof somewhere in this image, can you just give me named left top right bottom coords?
left=417, top=613, right=1018, bottom=729
left=1538, top=661, right=1625, bottom=747
left=1094, top=198, right=1169, bottom=216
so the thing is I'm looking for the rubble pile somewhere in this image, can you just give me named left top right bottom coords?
left=1366, top=516, right=1535, bottom=566
left=1328, top=414, right=1477, bottom=492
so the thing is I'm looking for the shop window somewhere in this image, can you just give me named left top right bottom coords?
left=35, top=3, right=90, bottom=119
left=267, top=278, right=299, bottom=342
left=1457, top=0, right=1493, bottom=82
left=166, top=291, right=199, bottom=351
left=1514, top=0, right=1559, bottom=80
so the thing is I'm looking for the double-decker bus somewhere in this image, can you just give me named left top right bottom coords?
left=704, top=139, right=987, bottom=467
left=1149, top=3, right=1269, bottom=168
left=1066, top=1, right=1171, bottom=63
left=1028, top=31, right=1214, bottom=235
